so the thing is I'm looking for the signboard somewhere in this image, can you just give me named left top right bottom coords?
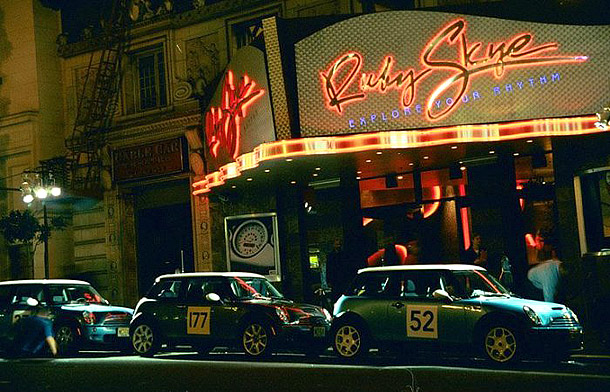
left=295, top=11, right=610, bottom=136
left=204, top=45, right=275, bottom=172
left=224, top=213, right=281, bottom=282
left=113, top=137, right=187, bottom=182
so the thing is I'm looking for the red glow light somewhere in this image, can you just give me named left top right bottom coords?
left=205, top=70, right=265, bottom=160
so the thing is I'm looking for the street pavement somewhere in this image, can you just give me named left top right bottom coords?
left=0, top=350, right=609, bottom=392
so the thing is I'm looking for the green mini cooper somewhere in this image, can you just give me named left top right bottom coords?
left=131, top=272, right=331, bottom=357
left=332, top=265, right=583, bottom=363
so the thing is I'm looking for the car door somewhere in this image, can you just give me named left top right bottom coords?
left=384, top=271, right=466, bottom=345
left=151, top=278, right=184, bottom=339
left=178, top=278, right=241, bottom=344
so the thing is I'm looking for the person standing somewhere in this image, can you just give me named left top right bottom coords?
left=326, top=238, right=347, bottom=301
left=11, top=300, right=58, bottom=358
left=462, top=234, right=487, bottom=266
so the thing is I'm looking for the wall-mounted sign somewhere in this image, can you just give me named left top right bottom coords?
left=224, top=213, right=281, bottom=282
left=113, top=137, right=187, bottom=182
left=295, top=11, right=610, bottom=136
left=204, top=45, right=275, bottom=172
left=205, top=70, right=265, bottom=160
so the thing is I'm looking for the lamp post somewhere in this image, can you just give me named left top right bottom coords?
left=20, top=171, right=62, bottom=279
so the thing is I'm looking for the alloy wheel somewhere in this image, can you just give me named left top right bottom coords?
left=132, top=324, right=155, bottom=355
left=334, top=325, right=362, bottom=358
left=56, top=325, right=75, bottom=352
left=242, top=323, right=268, bottom=356
left=484, top=326, right=517, bottom=363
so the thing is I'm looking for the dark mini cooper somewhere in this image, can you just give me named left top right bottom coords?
left=332, top=265, right=583, bottom=364
left=0, top=279, right=133, bottom=355
left=130, top=272, right=332, bottom=357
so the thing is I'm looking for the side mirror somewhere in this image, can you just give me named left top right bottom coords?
left=206, top=293, right=221, bottom=302
left=432, top=289, right=453, bottom=302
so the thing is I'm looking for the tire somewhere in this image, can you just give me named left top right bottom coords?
left=482, top=324, right=520, bottom=364
left=333, top=321, right=369, bottom=360
left=131, top=322, right=161, bottom=357
left=241, top=321, right=272, bottom=357
left=55, top=324, right=80, bottom=356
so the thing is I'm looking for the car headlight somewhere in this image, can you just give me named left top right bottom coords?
left=523, top=305, right=542, bottom=326
left=275, top=307, right=290, bottom=323
left=566, top=307, right=580, bottom=324
left=82, top=310, right=96, bottom=325
left=321, top=308, right=332, bottom=321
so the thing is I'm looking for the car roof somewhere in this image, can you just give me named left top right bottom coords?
left=156, top=272, right=266, bottom=281
left=0, top=279, right=91, bottom=286
left=358, top=264, right=487, bottom=274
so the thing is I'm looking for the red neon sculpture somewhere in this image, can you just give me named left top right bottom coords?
left=205, top=70, right=265, bottom=160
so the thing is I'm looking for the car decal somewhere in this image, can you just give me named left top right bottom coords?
left=187, top=306, right=211, bottom=335
left=406, top=305, right=438, bottom=339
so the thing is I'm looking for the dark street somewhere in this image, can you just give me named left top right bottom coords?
left=1, top=350, right=609, bottom=392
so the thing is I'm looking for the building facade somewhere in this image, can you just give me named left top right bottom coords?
left=0, top=0, right=608, bottom=327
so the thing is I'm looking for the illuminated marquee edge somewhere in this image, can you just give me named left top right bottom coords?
left=192, top=115, right=600, bottom=195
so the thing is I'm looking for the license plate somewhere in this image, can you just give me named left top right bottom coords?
left=313, top=326, right=326, bottom=337
left=117, top=327, right=130, bottom=338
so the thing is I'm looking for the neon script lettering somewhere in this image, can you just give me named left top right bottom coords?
left=205, top=70, right=265, bottom=160
left=320, top=19, right=587, bottom=121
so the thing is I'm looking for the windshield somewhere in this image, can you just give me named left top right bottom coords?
left=448, top=270, right=510, bottom=298
left=230, top=277, right=283, bottom=300
left=48, top=284, right=107, bottom=305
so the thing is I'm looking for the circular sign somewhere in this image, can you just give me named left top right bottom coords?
left=232, top=219, right=268, bottom=259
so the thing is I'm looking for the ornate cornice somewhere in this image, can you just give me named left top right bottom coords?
left=57, top=0, right=276, bottom=59
left=108, top=112, right=201, bottom=148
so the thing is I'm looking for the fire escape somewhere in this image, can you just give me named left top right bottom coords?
left=51, top=0, right=132, bottom=197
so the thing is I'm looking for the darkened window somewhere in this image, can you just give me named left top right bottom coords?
left=348, top=273, right=395, bottom=297
left=12, top=285, right=44, bottom=304
left=149, top=280, right=182, bottom=299
left=136, top=48, right=167, bottom=111
left=0, top=286, right=12, bottom=307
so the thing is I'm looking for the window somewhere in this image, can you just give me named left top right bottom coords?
left=12, top=285, right=44, bottom=304
left=137, top=48, right=167, bottom=111
left=149, top=280, right=182, bottom=299
left=0, top=286, right=12, bottom=307
left=348, top=273, right=394, bottom=297
left=124, top=45, right=168, bottom=114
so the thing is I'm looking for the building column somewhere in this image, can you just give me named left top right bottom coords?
left=191, top=192, right=213, bottom=272
left=466, top=154, right=526, bottom=286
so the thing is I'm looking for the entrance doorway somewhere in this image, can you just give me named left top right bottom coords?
left=136, top=203, right=194, bottom=296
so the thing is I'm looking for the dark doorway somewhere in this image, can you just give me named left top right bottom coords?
left=136, top=203, right=194, bottom=296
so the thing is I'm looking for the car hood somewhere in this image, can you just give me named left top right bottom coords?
left=467, top=295, right=572, bottom=325
left=59, top=303, right=134, bottom=314
left=243, top=298, right=327, bottom=319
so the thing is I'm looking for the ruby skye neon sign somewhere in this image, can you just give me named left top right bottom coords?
left=320, top=19, right=587, bottom=122
left=205, top=70, right=265, bottom=160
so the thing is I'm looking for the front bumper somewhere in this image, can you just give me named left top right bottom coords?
left=81, top=325, right=131, bottom=348
left=525, top=326, right=584, bottom=354
left=274, top=321, right=331, bottom=349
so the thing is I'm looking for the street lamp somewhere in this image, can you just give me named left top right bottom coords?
left=20, top=172, right=62, bottom=279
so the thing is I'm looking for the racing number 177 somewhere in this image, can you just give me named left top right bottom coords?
left=187, top=307, right=211, bottom=335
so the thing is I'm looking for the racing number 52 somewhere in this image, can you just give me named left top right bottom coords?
left=409, top=310, right=434, bottom=332
left=406, top=305, right=438, bottom=338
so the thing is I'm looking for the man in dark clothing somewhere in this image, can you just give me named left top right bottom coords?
left=326, top=238, right=347, bottom=301
left=11, top=303, right=57, bottom=358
